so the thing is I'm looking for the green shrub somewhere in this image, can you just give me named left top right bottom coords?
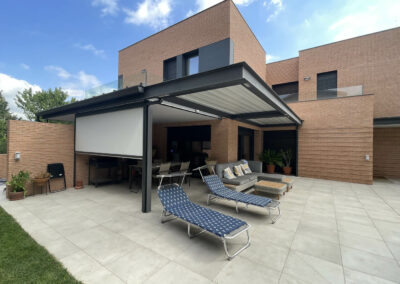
left=7, top=171, right=30, bottom=193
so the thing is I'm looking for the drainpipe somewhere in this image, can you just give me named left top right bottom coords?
left=141, top=69, right=147, bottom=87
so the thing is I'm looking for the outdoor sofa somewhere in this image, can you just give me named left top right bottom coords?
left=157, top=183, right=251, bottom=260
left=214, top=160, right=293, bottom=192
left=203, top=175, right=281, bottom=223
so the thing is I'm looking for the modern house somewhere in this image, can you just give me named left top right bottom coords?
left=3, top=0, right=400, bottom=213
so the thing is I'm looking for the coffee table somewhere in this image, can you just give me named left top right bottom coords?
left=254, top=180, right=287, bottom=200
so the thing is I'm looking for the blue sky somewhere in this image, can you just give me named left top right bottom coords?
left=0, top=0, right=399, bottom=116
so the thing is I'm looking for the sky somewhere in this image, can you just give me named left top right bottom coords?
left=0, top=0, right=399, bottom=117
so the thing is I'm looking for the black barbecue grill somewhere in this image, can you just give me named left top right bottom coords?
left=47, top=163, right=66, bottom=192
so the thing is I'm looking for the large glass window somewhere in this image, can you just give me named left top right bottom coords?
left=163, top=58, right=177, bottom=81
left=317, top=71, right=337, bottom=99
left=185, top=52, right=199, bottom=76
left=118, top=75, right=123, bottom=90
left=272, top=81, right=298, bottom=103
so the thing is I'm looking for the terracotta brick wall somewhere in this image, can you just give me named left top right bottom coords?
left=265, top=57, right=299, bottom=86
left=0, top=154, right=7, bottom=179
left=76, top=154, right=90, bottom=185
left=229, top=1, right=266, bottom=79
left=289, top=95, right=374, bottom=184
left=373, top=127, right=400, bottom=178
left=119, top=1, right=230, bottom=86
left=119, top=0, right=267, bottom=85
left=7, top=120, right=74, bottom=195
left=266, top=28, right=400, bottom=119
left=153, top=118, right=263, bottom=164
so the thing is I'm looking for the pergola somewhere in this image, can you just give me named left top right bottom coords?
left=39, top=62, right=302, bottom=212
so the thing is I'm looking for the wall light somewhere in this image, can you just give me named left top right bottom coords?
left=14, top=152, right=20, bottom=161
left=304, top=76, right=311, bottom=81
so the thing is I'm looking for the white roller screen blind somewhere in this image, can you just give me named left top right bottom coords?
left=75, top=108, right=143, bottom=157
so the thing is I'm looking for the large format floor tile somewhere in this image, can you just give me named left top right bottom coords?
left=341, top=246, right=400, bottom=283
left=1, top=177, right=399, bottom=284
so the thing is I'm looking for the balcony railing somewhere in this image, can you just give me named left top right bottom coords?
left=85, top=80, right=118, bottom=99
left=317, top=85, right=363, bottom=100
left=278, top=93, right=298, bottom=103
left=84, top=70, right=163, bottom=100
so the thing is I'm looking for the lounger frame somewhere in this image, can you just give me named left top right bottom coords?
left=206, top=193, right=281, bottom=224
left=158, top=184, right=251, bottom=260
left=194, top=166, right=281, bottom=224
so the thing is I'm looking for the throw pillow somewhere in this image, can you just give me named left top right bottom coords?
left=224, top=167, right=235, bottom=179
left=241, top=163, right=252, bottom=174
left=233, top=165, right=244, bottom=176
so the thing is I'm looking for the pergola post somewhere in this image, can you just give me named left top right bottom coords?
left=142, top=104, right=152, bottom=212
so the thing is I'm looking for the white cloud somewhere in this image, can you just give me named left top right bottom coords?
left=45, top=65, right=71, bottom=79
left=45, top=66, right=101, bottom=100
left=0, top=73, right=41, bottom=117
left=75, top=43, right=105, bottom=58
left=329, top=0, right=400, bottom=41
left=20, top=63, right=30, bottom=70
left=265, top=0, right=283, bottom=22
left=124, top=0, right=172, bottom=30
left=233, top=0, right=254, bottom=6
left=92, top=0, right=119, bottom=16
left=194, top=0, right=223, bottom=11
left=76, top=71, right=101, bottom=88
left=188, top=0, right=255, bottom=16
left=63, top=89, right=85, bottom=99
left=266, top=54, right=280, bottom=63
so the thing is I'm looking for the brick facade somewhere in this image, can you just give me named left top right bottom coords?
left=7, top=120, right=75, bottom=194
left=373, top=127, right=400, bottom=178
left=118, top=0, right=267, bottom=86
left=266, top=28, right=400, bottom=119
left=265, top=57, right=298, bottom=86
left=289, top=95, right=374, bottom=184
left=229, top=2, right=266, bottom=79
left=153, top=118, right=263, bottom=164
left=0, top=154, right=7, bottom=179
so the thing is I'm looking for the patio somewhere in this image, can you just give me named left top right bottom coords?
left=1, top=177, right=400, bottom=284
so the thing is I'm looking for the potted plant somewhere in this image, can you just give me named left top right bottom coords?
left=32, top=172, right=50, bottom=186
left=281, top=149, right=293, bottom=175
left=6, top=170, right=30, bottom=201
left=259, top=149, right=283, bottom=174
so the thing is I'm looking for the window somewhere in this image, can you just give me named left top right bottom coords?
left=163, top=58, right=177, bottom=81
left=272, top=82, right=298, bottom=103
left=185, top=52, right=199, bottom=76
left=317, top=71, right=337, bottom=99
left=118, top=75, right=123, bottom=89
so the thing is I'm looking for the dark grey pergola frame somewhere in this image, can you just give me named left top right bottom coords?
left=38, top=62, right=302, bottom=213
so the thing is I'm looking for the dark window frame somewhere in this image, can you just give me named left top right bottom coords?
left=272, top=81, right=299, bottom=103
left=163, top=57, right=177, bottom=81
left=317, top=70, right=337, bottom=99
left=118, top=75, right=123, bottom=90
left=184, top=50, right=199, bottom=76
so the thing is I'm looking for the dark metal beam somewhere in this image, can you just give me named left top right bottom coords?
left=259, top=123, right=297, bottom=128
left=231, top=111, right=283, bottom=119
left=142, top=104, right=152, bottom=213
left=164, top=97, right=232, bottom=118
left=242, top=67, right=302, bottom=125
left=374, top=116, right=400, bottom=126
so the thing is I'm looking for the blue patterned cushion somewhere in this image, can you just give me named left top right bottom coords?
left=204, top=175, right=272, bottom=207
left=158, top=184, right=246, bottom=237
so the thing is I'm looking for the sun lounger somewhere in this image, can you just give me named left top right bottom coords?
left=203, top=175, right=281, bottom=223
left=157, top=184, right=251, bottom=260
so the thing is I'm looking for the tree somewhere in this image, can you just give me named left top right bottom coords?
left=0, top=91, right=18, bottom=153
left=15, top=87, right=76, bottom=121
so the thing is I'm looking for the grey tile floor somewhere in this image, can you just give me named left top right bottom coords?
left=1, top=177, right=400, bottom=284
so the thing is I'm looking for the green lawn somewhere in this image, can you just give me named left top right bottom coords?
left=0, top=206, right=81, bottom=284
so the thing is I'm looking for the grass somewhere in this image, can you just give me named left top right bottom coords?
left=0, top=206, right=81, bottom=284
